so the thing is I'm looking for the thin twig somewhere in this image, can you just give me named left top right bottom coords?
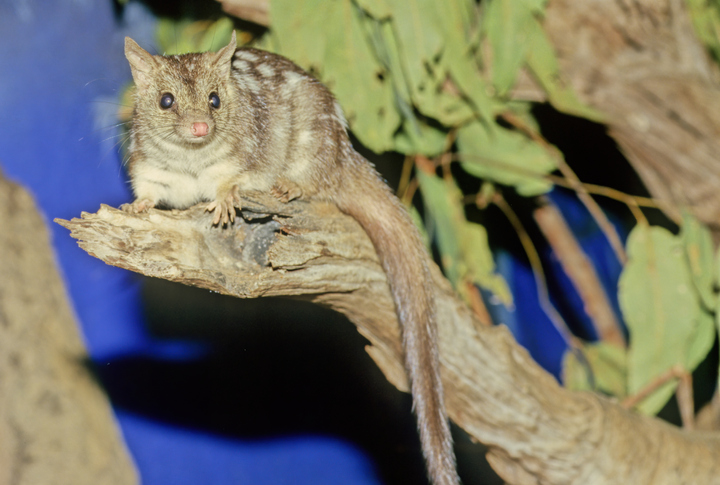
left=533, top=199, right=626, bottom=347
left=453, top=153, right=654, bottom=225
left=621, top=364, right=695, bottom=430
left=500, top=112, right=627, bottom=265
left=397, top=154, right=415, bottom=201
left=492, top=193, right=575, bottom=347
left=465, top=280, right=494, bottom=327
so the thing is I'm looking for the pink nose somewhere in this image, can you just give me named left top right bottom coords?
left=192, top=122, right=209, bottom=137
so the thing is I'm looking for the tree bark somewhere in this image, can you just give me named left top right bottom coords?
left=541, top=0, right=720, bottom=233
left=0, top=172, right=137, bottom=485
left=57, top=197, right=720, bottom=484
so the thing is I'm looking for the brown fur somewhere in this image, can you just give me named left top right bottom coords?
left=123, top=31, right=459, bottom=485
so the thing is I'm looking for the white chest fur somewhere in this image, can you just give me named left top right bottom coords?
left=131, top=151, right=239, bottom=209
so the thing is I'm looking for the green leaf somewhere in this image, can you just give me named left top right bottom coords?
left=417, top=171, right=465, bottom=285
left=518, top=0, right=547, bottom=12
left=464, top=222, right=513, bottom=306
left=457, top=120, right=555, bottom=196
left=620, top=225, right=715, bottom=415
left=483, top=0, right=534, bottom=96
left=685, top=0, right=720, bottom=60
left=417, top=171, right=510, bottom=305
left=436, top=0, right=496, bottom=123
left=388, top=0, right=445, bottom=96
left=688, top=309, right=716, bottom=372
left=271, top=0, right=400, bottom=152
left=393, top=117, right=448, bottom=156
left=355, top=0, right=392, bottom=19
left=524, top=17, right=605, bottom=122
left=157, top=18, right=235, bottom=55
left=681, top=212, right=716, bottom=311
left=563, top=342, right=627, bottom=398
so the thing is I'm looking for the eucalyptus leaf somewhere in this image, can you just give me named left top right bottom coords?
left=688, top=309, right=716, bottom=372
left=684, top=0, right=720, bottom=60
left=518, top=0, right=547, bottom=12
left=620, top=225, right=714, bottom=415
left=464, top=222, right=513, bottom=306
left=417, top=170, right=464, bottom=285
left=393, top=119, right=447, bottom=156
left=525, top=17, right=605, bottom=122
left=157, top=18, right=235, bottom=55
left=388, top=0, right=444, bottom=95
left=457, top=120, right=555, bottom=196
left=483, top=0, right=533, bottom=96
left=355, top=0, right=392, bottom=19
left=681, top=211, right=716, bottom=311
left=417, top=171, right=509, bottom=304
left=563, top=342, right=627, bottom=398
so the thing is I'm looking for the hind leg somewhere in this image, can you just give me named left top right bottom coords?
left=271, top=180, right=303, bottom=203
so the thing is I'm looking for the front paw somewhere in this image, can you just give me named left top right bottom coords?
left=206, top=185, right=242, bottom=226
left=120, top=198, right=155, bottom=214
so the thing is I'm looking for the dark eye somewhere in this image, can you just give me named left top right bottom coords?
left=209, top=92, right=220, bottom=109
left=159, top=93, right=174, bottom=109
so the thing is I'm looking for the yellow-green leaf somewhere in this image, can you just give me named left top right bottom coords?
left=685, top=0, right=720, bottom=60
left=483, top=0, right=534, bottom=96
left=464, top=222, right=512, bottom=306
left=457, top=120, right=555, bottom=196
left=355, top=0, right=392, bottom=19
left=620, top=224, right=714, bottom=415
left=394, top=117, right=447, bottom=156
left=157, top=18, right=235, bottom=55
left=417, top=171, right=509, bottom=304
left=417, top=171, right=465, bottom=285
left=563, top=342, right=627, bottom=398
left=681, top=212, right=716, bottom=311
left=525, top=17, right=605, bottom=122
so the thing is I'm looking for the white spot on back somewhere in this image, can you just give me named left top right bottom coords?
left=296, top=130, right=314, bottom=146
left=282, top=70, right=305, bottom=88
left=233, top=59, right=251, bottom=72
left=235, top=50, right=259, bottom=62
left=232, top=71, right=261, bottom=93
left=256, top=63, right=275, bottom=78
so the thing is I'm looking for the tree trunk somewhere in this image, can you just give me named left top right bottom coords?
left=0, top=171, right=137, bottom=485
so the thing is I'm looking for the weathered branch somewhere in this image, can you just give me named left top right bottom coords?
left=57, top=197, right=720, bottom=484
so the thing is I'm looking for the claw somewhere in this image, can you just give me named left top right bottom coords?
left=206, top=185, right=242, bottom=226
left=121, top=198, right=155, bottom=214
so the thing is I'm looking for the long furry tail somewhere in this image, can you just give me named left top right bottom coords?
left=334, top=151, right=459, bottom=485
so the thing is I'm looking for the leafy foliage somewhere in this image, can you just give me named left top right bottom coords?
left=565, top=216, right=717, bottom=415
left=620, top=223, right=715, bottom=414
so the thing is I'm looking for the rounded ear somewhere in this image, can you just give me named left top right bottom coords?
left=124, top=37, right=157, bottom=91
left=214, top=30, right=237, bottom=79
